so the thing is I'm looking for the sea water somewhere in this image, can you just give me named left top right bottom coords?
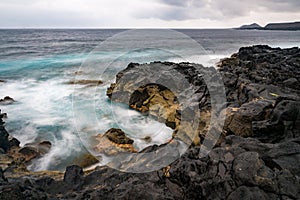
left=0, top=29, right=299, bottom=171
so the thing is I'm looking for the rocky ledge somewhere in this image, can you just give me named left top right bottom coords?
left=0, top=45, right=299, bottom=199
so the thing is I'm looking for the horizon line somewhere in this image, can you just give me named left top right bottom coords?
left=0, top=27, right=235, bottom=30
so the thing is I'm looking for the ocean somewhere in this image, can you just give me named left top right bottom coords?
left=0, top=29, right=299, bottom=171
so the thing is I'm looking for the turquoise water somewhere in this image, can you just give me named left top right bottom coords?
left=0, top=29, right=299, bottom=171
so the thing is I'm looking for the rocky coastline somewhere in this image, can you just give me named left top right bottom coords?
left=0, top=45, right=299, bottom=199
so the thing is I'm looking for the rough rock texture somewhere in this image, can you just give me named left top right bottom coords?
left=0, top=96, right=15, bottom=105
left=65, top=79, right=103, bottom=87
left=0, top=45, right=299, bottom=199
left=219, top=45, right=300, bottom=142
left=106, top=62, right=222, bottom=145
left=0, top=135, right=299, bottom=199
left=63, top=165, right=84, bottom=190
left=0, top=111, right=54, bottom=177
left=94, top=128, right=137, bottom=155
left=0, top=110, right=19, bottom=153
left=107, top=45, right=299, bottom=146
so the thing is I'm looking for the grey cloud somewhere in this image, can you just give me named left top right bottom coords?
left=0, top=9, right=99, bottom=27
left=155, top=9, right=192, bottom=21
left=134, top=6, right=193, bottom=21
left=151, top=0, right=300, bottom=21
left=160, top=0, right=190, bottom=7
left=259, top=0, right=300, bottom=12
left=160, top=0, right=209, bottom=7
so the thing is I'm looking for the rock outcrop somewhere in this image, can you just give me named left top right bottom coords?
left=0, top=96, right=15, bottom=105
left=106, top=62, right=222, bottom=145
left=106, top=45, right=299, bottom=146
left=219, top=45, right=300, bottom=142
left=94, top=128, right=137, bottom=155
left=0, top=110, right=19, bottom=153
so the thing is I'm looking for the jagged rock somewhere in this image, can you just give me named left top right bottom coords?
left=37, top=141, right=52, bottom=155
left=253, top=99, right=300, bottom=143
left=18, top=147, right=40, bottom=162
left=0, top=184, right=25, bottom=200
left=0, top=45, right=299, bottom=199
left=63, top=165, right=84, bottom=190
left=22, top=140, right=52, bottom=157
left=0, top=111, right=20, bottom=154
left=227, top=100, right=273, bottom=137
left=8, top=138, right=20, bottom=149
left=0, top=167, right=7, bottom=184
left=106, top=62, right=223, bottom=145
left=72, top=153, right=99, bottom=168
left=283, top=78, right=298, bottom=87
left=94, top=128, right=137, bottom=156
left=104, top=128, right=134, bottom=145
left=1, top=135, right=299, bottom=199
left=0, top=96, right=15, bottom=105
left=0, top=111, right=10, bottom=153
left=227, top=186, right=272, bottom=200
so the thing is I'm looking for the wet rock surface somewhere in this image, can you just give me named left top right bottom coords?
left=0, top=96, right=15, bottom=105
left=0, top=110, right=19, bottom=153
left=0, top=45, right=299, bottom=199
left=93, top=128, right=137, bottom=155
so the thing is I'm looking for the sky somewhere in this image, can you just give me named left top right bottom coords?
left=0, top=0, right=299, bottom=28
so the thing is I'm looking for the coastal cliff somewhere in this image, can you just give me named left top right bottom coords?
left=238, top=21, right=300, bottom=30
left=0, top=45, right=299, bottom=199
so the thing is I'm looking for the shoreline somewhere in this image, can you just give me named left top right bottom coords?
left=0, top=45, right=300, bottom=199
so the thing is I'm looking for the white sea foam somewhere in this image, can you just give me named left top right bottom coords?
left=1, top=75, right=175, bottom=170
left=167, top=54, right=229, bottom=67
left=28, top=129, right=82, bottom=171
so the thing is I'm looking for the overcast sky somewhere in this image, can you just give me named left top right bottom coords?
left=0, top=0, right=299, bottom=28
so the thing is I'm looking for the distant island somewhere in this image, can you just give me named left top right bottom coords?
left=237, top=21, right=300, bottom=30
left=239, top=23, right=262, bottom=29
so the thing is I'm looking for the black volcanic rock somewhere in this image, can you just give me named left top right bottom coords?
left=63, top=165, right=84, bottom=190
left=219, top=45, right=300, bottom=142
left=103, top=128, right=134, bottom=145
left=0, top=96, right=15, bottom=105
left=0, top=167, right=7, bottom=184
left=0, top=110, right=20, bottom=153
left=107, top=45, right=300, bottom=144
left=0, top=45, right=299, bottom=199
left=0, top=135, right=298, bottom=199
left=0, top=111, right=9, bottom=153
